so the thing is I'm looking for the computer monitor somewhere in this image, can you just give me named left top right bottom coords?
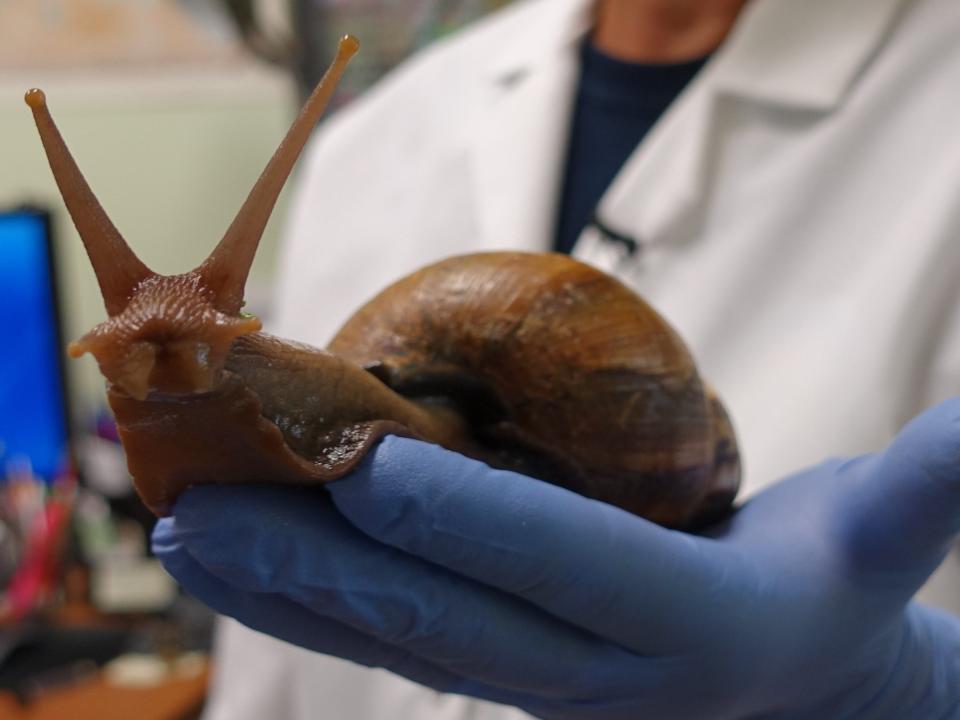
left=0, top=207, right=70, bottom=483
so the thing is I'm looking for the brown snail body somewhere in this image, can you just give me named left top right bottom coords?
left=28, top=37, right=740, bottom=529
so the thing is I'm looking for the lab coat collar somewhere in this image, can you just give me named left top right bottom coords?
left=483, top=0, right=593, bottom=86
left=469, top=0, right=909, bottom=256
left=592, top=0, right=909, bottom=261
left=484, top=0, right=908, bottom=110
left=710, top=0, right=908, bottom=110
left=468, top=0, right=592, bottom=254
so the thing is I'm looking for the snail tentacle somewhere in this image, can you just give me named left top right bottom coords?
left=198, top=35, right=360, bottom=314
left=25, top=88, right=153, bottom=315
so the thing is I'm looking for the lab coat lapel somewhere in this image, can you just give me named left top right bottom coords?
left=578, top=0, right=909, bottom=275
left=576, top=75, right=717, bottom=273
left=468, top=0, right=593, bottom=254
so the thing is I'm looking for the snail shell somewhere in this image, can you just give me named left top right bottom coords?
left=327, top=251, right=740, bottom=527
left=27, top=36, right=739, bottom=529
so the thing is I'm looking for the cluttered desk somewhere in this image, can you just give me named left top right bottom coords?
left=0, top=207, right=213, bottom=718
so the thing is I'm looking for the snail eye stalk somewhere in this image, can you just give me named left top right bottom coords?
left=25, top=88, right=153, bottom=316
left=197, top=35, right=360, bottom=315
left=25, top=34, right=359, bottom=319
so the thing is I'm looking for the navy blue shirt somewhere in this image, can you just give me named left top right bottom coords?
left=553, top=42, right=708, bottom=254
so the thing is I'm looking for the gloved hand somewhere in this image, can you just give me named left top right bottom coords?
left=153, top=398, right=960, bottom=719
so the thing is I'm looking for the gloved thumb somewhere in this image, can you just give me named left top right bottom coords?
left=838, top=396, right=960, bottom=588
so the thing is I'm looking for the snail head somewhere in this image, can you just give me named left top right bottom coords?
left=26, top=36, right=359, bottom=400
left=66, top=274, right=262, bottom=400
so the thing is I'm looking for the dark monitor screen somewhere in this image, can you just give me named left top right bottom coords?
left=0, top=208, right=69, bottom=482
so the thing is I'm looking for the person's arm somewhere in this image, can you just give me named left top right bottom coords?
left=153, top=398, right=960, bottom=719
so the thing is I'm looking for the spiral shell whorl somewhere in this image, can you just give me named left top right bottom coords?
left=330, top=252, right=738, bottom=527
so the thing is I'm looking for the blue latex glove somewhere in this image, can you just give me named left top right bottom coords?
left=153, top=399, right=960, bottom=719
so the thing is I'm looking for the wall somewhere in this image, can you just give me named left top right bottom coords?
left=0, top=64, right=296, bottom=418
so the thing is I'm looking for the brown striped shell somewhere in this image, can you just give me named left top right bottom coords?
left=327, top=251, right=740, bottom=527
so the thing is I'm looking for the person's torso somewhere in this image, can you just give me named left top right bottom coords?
left=211, top=0, right=960, bottom=717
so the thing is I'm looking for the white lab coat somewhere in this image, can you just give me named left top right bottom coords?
left=204, top=0, right=960, bottom=718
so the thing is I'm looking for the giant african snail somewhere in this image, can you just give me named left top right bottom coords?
left=27, top=36, right=740, bottom=529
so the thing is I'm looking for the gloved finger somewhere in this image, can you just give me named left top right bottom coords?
left=165, top=484, right=656, bottom=700
left=329, top=436, right=754, bottom=654
left=836, top=397, right=960, bottom=586
left=152, top=516, right=537, bottom=711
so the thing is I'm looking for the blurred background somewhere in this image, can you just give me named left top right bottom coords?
left=0, top=2, right=510, bottom=717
